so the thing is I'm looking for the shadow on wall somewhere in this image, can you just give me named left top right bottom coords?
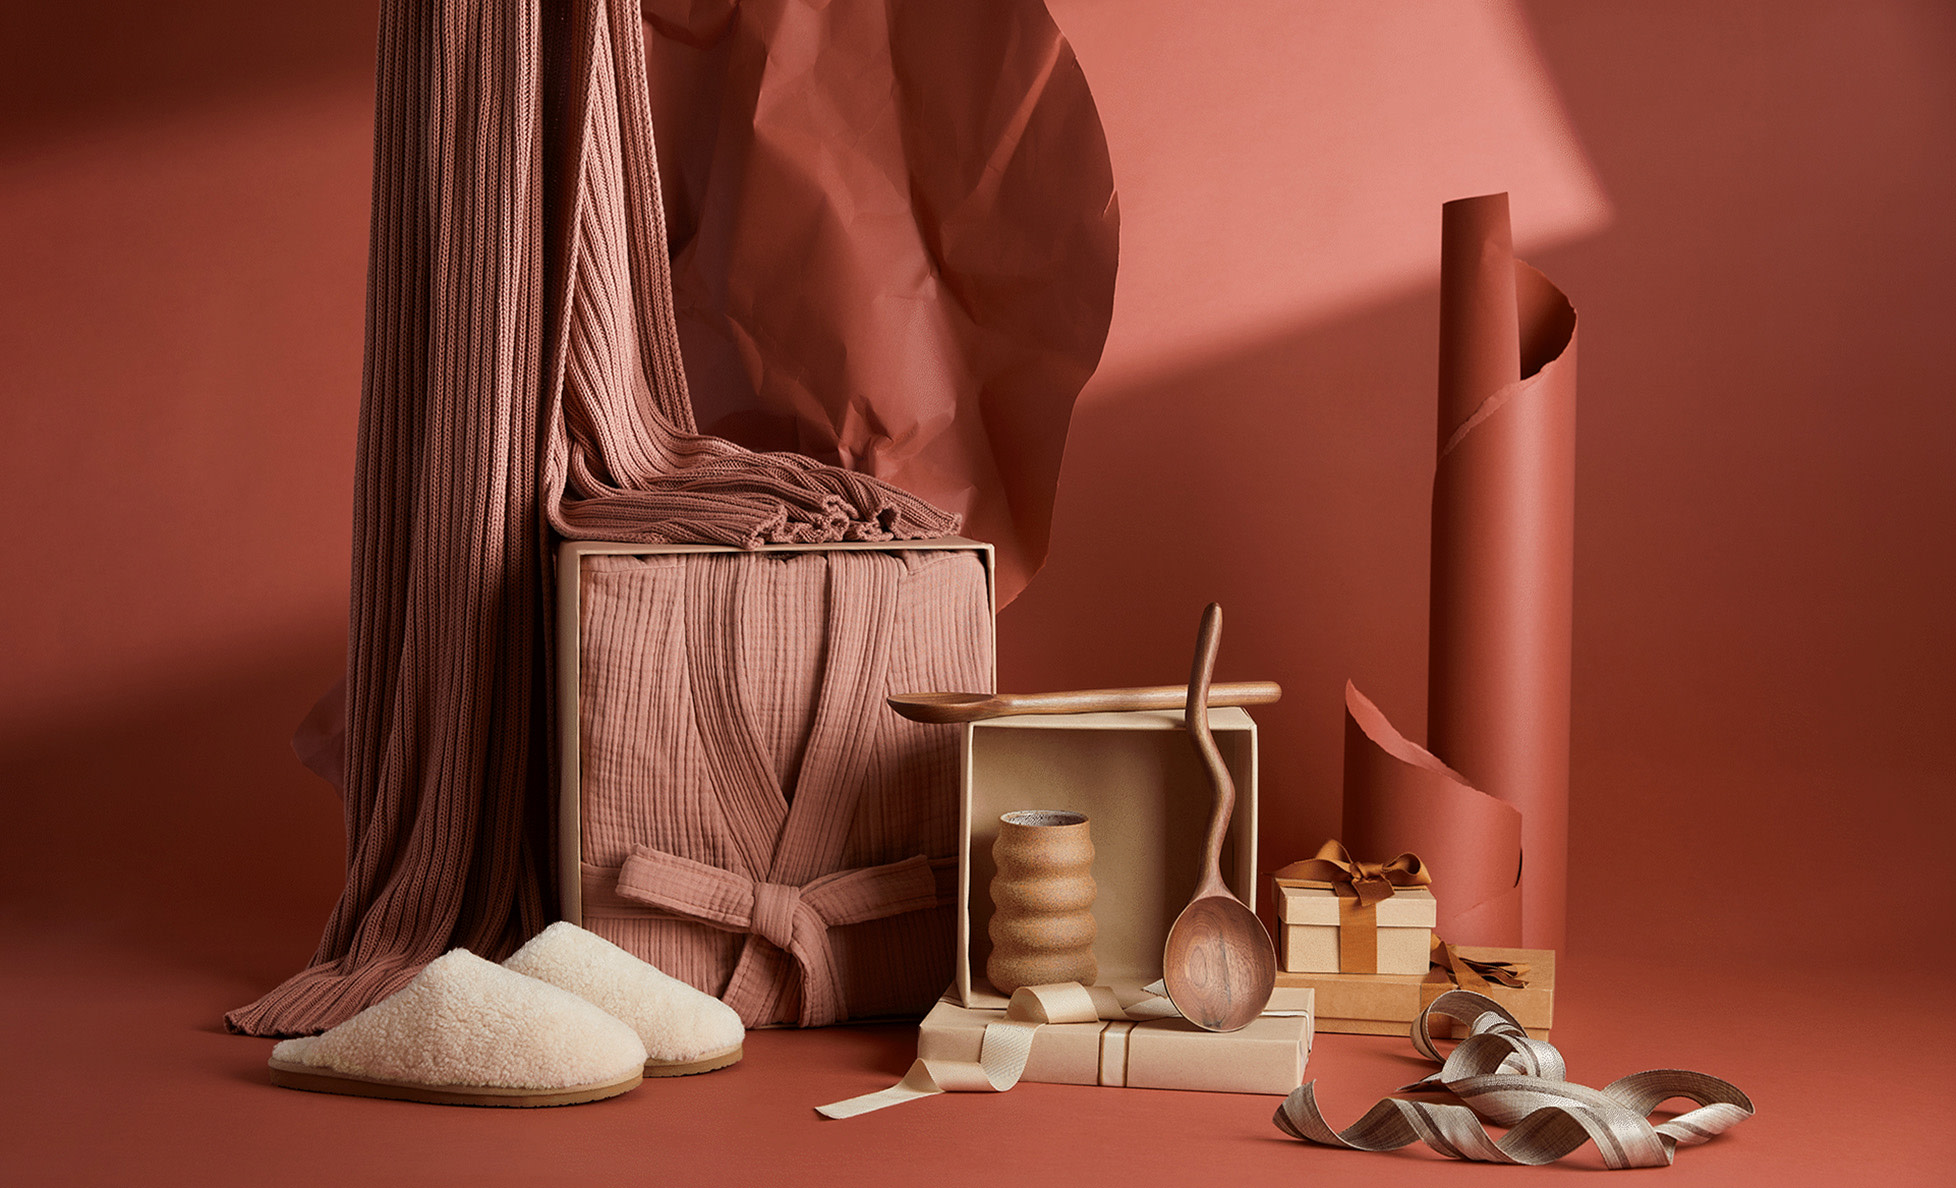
left=0, top=2, right=374, bottom=159
left=997, top=286, right=1444, bottom=938
left=999, top=260, right=1956, bottom=974
left=0, top=0, right=376, bottom=1007
left=0, top=633, right=350, bottom=990
left=1003, top=0, right=1956, bottom=974
left=1043, top=0, right=1611, bottom=390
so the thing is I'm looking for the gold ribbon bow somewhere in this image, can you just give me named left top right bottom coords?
left=1432, top=938, right=1530, bottom=989
left=1273, top=839, right=1430, bottom=906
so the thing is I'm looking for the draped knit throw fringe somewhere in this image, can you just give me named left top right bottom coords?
left=226, top=0, right=959, bottom=1037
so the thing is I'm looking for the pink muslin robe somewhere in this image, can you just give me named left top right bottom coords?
left=574, top=547, right=992, bottom=1025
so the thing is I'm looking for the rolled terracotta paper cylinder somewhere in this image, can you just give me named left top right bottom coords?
left=1343, top=192, right=1576, bottom=951
left=1426, top=192, right=1577, bottom=952
left=988, top=811, right=1098, bottom=993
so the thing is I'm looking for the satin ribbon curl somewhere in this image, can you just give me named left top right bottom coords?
left=1273, top=990, right=1753, bottom=1169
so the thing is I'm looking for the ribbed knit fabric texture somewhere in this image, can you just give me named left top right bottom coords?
left=577, top=549, right=993, bottom=1026
left=227, top=0, right=959, bottom=1038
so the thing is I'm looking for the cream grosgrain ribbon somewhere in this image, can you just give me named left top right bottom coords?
left=1273, top=990, right=1753, bottom=1169
left=815, top=983, right=1182, bottom=1119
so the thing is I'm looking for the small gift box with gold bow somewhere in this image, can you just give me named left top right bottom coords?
left=1272, top=841, right=1436, bottom=976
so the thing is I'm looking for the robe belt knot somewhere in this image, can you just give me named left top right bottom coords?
left=750, top=881, right=805, bottom=955
left=614, top=845, right=942, bottom=1026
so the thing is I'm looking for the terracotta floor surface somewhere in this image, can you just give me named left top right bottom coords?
left=2, top=917, right=1950, bottom=1188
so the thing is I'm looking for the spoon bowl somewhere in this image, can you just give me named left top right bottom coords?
left=1161, top=895, right=1278, bottom=1032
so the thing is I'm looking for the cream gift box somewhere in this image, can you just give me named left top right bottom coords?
left=1277, top=883, right=1436, bottom=975
left=916, top=991, right=1312, bottom=1095
left=954, top=708, right=1259, bottom=1010
left=1267, top=945, right=1554, bottom=1038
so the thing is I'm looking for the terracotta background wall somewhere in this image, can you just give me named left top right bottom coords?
left=2, top=0, right=1950, bottom=996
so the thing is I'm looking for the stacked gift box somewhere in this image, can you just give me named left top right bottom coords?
left=1266, top=841, right=1554, bottom=1038
left=917, top=989, right=1311, bottom=1095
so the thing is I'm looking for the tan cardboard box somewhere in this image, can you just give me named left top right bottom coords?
left=1438, top=945, right=1555, bottom=1035
left=917, top=991, right=1311, bottom=1095
left=1269, top=946, right=1554, bottom=1038
left=1278, top=884, right=1436, bottom=975
left=955, top=708, right=1258, bottom=1010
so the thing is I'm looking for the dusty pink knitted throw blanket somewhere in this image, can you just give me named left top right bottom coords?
left=227, top=0, right=957, bottom=1037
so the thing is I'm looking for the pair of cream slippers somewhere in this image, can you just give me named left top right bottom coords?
left=267, top=922, right=744, bottom=1107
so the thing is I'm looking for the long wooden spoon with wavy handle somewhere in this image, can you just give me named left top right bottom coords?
left=886, top=681, right=1283, bottom=724
left=1161, top=603, right=1277, bottom=1032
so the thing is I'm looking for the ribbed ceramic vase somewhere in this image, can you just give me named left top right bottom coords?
left=987, top=810, right=1098, bottom=992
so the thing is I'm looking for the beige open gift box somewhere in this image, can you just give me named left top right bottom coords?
left=918, top=990, right=1312, bottom=1095
left=1277, top=884, right=1436, bottom=975
left=955, top=707, right=1259, bottom=1010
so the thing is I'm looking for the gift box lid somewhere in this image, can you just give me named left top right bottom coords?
left=1278, top=884, right=1436, bottom=928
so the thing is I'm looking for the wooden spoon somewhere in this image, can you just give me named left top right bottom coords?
left=887, top=681, right=1283, bottom=724
left=1160, top=603, right=1277, bottom=1032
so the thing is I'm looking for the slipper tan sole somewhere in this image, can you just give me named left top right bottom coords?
left=645, top=1043, right=742, bottom=1077
left=268, top=1058, right=643, bottom=1107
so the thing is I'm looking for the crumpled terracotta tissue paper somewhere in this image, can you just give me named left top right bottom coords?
left=642, top=0, right=1120, bottom=602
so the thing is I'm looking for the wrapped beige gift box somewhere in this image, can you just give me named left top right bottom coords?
left=918, top=992, right=1312, bottom=1095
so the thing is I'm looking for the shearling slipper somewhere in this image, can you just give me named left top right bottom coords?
left=267, top=950, right=647, bottom=1106
left=505, top=922, right=745, bottom=1076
